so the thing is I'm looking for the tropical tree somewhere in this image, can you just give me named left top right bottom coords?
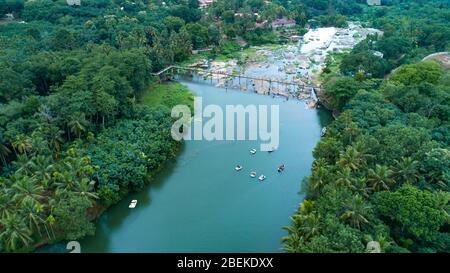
left=26, top=155, right=53, bottom=187
left=21, top=200, right=46, bottom=237
left=12, top=155, right=33, bottom=176
left=297, top=213, right=322, bottom=240
left=12, top=135, right=32, bottom=158
left=281, top=226, right=303, bottom=253
left=282, top=213, right=322, bottom=253
left=375, top=184, right=449, bottom=245
left=351, top=177, right=370, bottom=198
left=0, top=191, right=13, bottom=220
left=45, top=214, right=56, bottom=240
left=367, top=165, right=395, bottom=192
left=336, top=167, right=354, bottom=189
left=10, top=176, right=44, bottom=206
left=340, top=195, right=371, bottom=230
left=47, top=127, right=65, bottom=158
left=59, top=179, right=99, bottom=205
left=338, top=146, right=366, bottom=172
left=323, top=77, right=362, bottom=111
left=393, top=157, right=420, bottom=184
left=0, top=214, right=34, bottom=252
left=0, top=141, right=10, bottom=166
left=68, top=113, right=88, bottom=140
left=309, top=159, right=331, bottom=194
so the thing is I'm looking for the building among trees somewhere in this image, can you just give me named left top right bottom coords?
left=67, top=0, right=81, bottom=6
left=271, top=18, right=296, bottom=28
left=367, top=0, right=381, bottom=6
left=199, top=0, right=215, bottom=9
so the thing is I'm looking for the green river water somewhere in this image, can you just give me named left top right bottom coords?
left=39, top=80, right=332, bottom=253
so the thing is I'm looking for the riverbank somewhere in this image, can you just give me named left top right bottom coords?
left=32, top=83, right=194, bottom=253
left=141, top=82, right=195, bottom=110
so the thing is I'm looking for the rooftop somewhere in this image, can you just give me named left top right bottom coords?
left=272, top=18, right=296, bottom=26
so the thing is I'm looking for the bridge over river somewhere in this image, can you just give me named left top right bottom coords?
left=152, top=65, right=321, bottom=103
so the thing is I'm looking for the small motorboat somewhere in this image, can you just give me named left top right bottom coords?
left=278, top=164, right=286, bottom=173
left=250, top=149, right=257, bottom=155
left=250, top=171, right=257, bottom=178
left=268, top=146, right=277, bottom=153
left=321, top=127, right=327, bottom=137
left=129, top=200, right=138, bottom=209
left=258, top=175, right=266, bottom=181
left=235, top=165, right=243, bottom=171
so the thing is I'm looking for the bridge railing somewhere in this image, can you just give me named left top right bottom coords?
left=151, top=65, right=321, bottom=101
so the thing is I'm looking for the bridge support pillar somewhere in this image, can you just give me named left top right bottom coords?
left=238, top=75, right=241, bottom=90
left=269, top=80, right=272, bottom=95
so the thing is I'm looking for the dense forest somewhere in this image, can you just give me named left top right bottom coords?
left=283, top=1, right=450, bottom=253
left=0, top=0, right=449, bottom=252
left=0, top=0, right=201, bottom=252
left=0, top=0, right=311, bottom=253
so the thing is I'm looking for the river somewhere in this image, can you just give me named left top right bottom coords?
left=39, top=79, right=332, bottom=253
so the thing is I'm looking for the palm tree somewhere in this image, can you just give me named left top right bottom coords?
left=27, top=155, right=53, bottom=187
left=336, top=167, right=354, bottom=189
left=0, top=141, right=11, bottom=166
left=338, top=146, right=363, bottom=171
left=0, top=214, right=34, bottom=252
left=367, top=165, right=395, bottom=192
left=282, top=213, right=322, bottom=253
left=0, top=191, right=13, bottom=220
left=45, top=214, right=56, bottom=240
left=68, top=113, right=88, bottom=139
left=52, top=163, right=78, bottom=191
left=296, top=213, right=322, bottom=240
left=70, top=179, right=99, bottom=204
left=11, top=176, right=44, bottom=206
left=21, top=199, right=46, bottom=237
left=351, top=177, right=370, bottom=198
left=47, top=127, right=65, bottom=159
left=12, top=155, right=32, bottom=175
left=12, top=135, right=32, bottom=158
left=393, top=157, right=419, bottom=184
left=30, top=131, right=51, bottom=156
left=309, top=159, right=330, bottom=194
left=338, top=142, right=374, bottom=171
left=340, top=195, right=371, bottom=230
left=282, top=226, right=303, bottom=253
left=342, top=121, right=360, bottom=145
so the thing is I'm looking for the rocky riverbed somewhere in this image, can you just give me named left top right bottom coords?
left=190, top=22, right=382, bottom=108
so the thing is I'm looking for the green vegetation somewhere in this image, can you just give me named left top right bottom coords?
left=0, top=1, right=200, bottom=252
left=141, top=83, right=194, bottom=110
left=0, top=0, right=449, bottom=253
left=339, top=1, right=450, bottom=79
left=284, top=60, right=449, bottom=253
left=319, top=52, right=349, bottom=82
left=284, top=0, right=450, bottom=253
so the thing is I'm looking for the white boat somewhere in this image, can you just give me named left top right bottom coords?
left=258, top=175, right=266, bottom=181
left=235, top=165, right=243, bottom=171
left=250, top=171, right=257, bottom=178
left=250, top=149, right=257, bottom=155
left=321, top=127, right=327, bottom=137
left=129, top=200, right=138, bottom=209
